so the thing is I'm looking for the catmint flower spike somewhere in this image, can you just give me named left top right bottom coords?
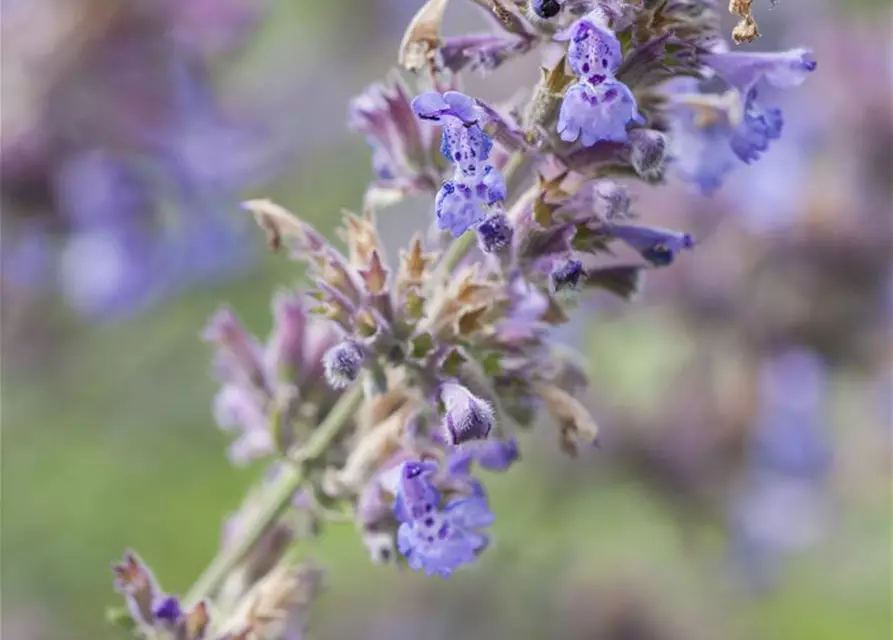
left=322, top=339, right=366, bottom=389
left=440, top=382, right=495, bottom=446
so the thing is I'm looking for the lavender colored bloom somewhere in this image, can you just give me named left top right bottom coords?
left=212, top=385, right=273, bottom=464
left=434, top=167, right=507, bottom=237
left=448, top=438, right=520, bottom=474
left=556, top=12, right=642, bottom=146
left=440, top=382, right=495, bottom=445
left=393, top=461, right=495, bottom=577
left=323, top=340, right=366, bottom=389
left=413, top=91, right=506, bottom=236
left=606, top=223, right=694, bottom=267
left=349, top=76, right=438, bottom=193
left=728, top=89, right=784, bottom=164
left=672, top=48, right=816, bottom=192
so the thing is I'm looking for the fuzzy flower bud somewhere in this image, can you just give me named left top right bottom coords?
left=440, top=382, right=495, bottom=446
left=629, top=129, right=668, bottom=181
left=550, top=258, right=585, bottom=295
left=532, top=0, right=564, bottom=20
left=323, top=340, right=365, bottom=389
left=477, top=213, right=513, bottom=254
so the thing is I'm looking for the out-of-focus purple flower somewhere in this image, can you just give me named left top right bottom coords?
left=556, top=12, right=643, bottom=146
left=671, top=47, right=816, bottom=193
left=440, top=382, right=496, bottom=446
left=605, top=222, right=694, bottom=267
left=393, top=461, right=495, bottom=577
left=702, top=48, right=817, bottom=93
left=448, top=437, right=520, bottom=474
left=349, top=76, right=441, bottom=200
left=412, top=91, right=507, bottom=236
left=203, top=295, right=341, bottom=464
left=729, top=347, right=832, bottom=590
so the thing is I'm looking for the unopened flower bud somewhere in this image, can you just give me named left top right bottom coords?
left=629, top=129, right=668, bottom=181
left=440, top=382, right=495, bottom=446
left=322, top=340, right=365, bottom=389
left=549, top=258, right=585, bottom=295
left=532, top=0, right=563, bottom=19
left=477, top=213, right=513, bottom=253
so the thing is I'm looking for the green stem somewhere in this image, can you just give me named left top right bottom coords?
left=184, top=383, right=364, bottom=606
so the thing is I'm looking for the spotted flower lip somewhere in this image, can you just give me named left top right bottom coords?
left=557, top=80, right=645, bottom=145
left=555, top=12, right=643, bottom=146
left=413, top=90, right=507, bottom=236
left=392, top=460, right=495, bottom=577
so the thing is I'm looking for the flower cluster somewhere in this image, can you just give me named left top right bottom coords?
left=111, top=0, right=819, bottom=636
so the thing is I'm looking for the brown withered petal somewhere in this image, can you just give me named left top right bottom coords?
left=338, top=208, right=384, bottom=268
left=242, top=199, right=327, bottom=256
left=534, top=382, right=600, bottom=456
left=398, top=234, right=437, bottom=287
left=358, top=250, right=389, bottom=295
left=455, top=304, right=493, bottom=337
left=398, top=0, right=451, bottom=71
left=184, top=601, right=212, bottom=639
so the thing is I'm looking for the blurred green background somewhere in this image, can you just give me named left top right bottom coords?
left=2, top=1, right=890, bottom=639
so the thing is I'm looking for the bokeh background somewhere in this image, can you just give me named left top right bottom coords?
left=2, top=1, right=891, bottom=639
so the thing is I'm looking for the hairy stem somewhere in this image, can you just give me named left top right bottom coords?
left=184, top=383, right=365, bottom=606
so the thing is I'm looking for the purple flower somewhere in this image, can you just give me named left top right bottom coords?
left=702, top=48, right=817, bottom=94
left=728, top=89, right=784, bottom=164
left=440, top=382, right=495, bottom=446
left=412, top=91, right=507, bottom=236
left=557, top=80, right=643, bottom=146
left=555, top=12, right=642, bottom=146
left=448, top=438, right=520, bottom=474
left=393, top=461, right=495, bottom=577
left=434, top=167, right=507, bottom=237
left=212, top=385, right=273, bottom=464
left=323, top=340, right=366, bottom=389
left=671, top=48, right=816, bottom=192
left=349, top=76, right=438, bottom=193
left=606, top=223, right=694, bottom=267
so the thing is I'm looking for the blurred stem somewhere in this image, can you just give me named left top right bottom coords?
left=184, top=383, right=364, bottom=607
